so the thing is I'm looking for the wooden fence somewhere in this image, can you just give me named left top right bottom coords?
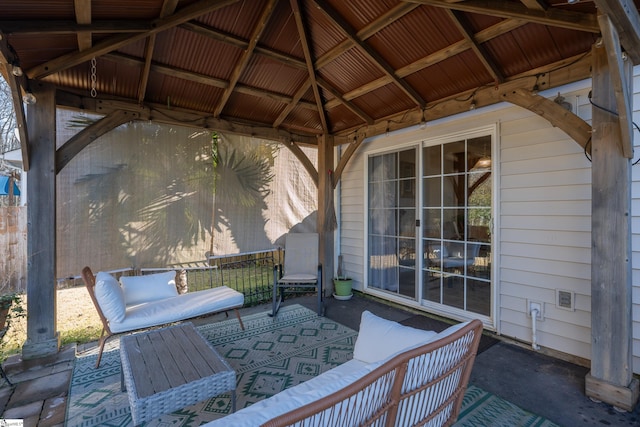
left=0, top=207, right=27, bottom=293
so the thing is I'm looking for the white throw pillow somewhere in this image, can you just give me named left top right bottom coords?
left=94, top=272, right=126, bottom=323
left=353, top=310, right=437, bottom=364
left=119, top=271, right=178, bottom=306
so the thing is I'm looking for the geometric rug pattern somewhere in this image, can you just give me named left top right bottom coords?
left=453, top=385, right=561, bottom=427
left=65, top=304, right=560, bottom=427
left=65, top=305, right=358, bottom=426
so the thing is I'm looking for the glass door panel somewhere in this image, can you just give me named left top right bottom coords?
left=421, top=135, right=492, bottom=316
left=367, top=148, right=417, bottom=299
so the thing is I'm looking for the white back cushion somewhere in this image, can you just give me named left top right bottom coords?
left=353, top=311, right=437, bottom=364
left=94, top=272, right=126, bottom=323
left=119, top=271, right=178, bottom=306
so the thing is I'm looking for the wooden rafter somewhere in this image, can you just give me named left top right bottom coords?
left=404, top=0, right=600, bottom=33
left=314, top=0, right=425, bottom=108
left=214, top=0, right=278, bottom=118
left=315, top=2, right=420, bottom=69
left=324, top=19, right=526, bottom=110
left=137, top=0, right=179, bottom=104
left=316, top=77, right=374, bottom=125
left=27, top=0, right=242, bottom=79
left=446, top=9, right=504, bottom=84
left=291, top=0, right=329, bottom=133
left=105, top=52, right=317, bottom=110
left=274, top=80, right=312, bottom=128
left=180, top=21, right=307, bottom=70
left=74, top=0, right=92, bottom=51
left=518, top=0, right=546, bottom=11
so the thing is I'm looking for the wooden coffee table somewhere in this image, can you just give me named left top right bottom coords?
left=120, top=322, right=236, bottom=425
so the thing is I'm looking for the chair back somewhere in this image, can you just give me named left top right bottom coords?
left=81, top=266, right=113, bottom=335
left=283, top=233, right=319, bottom=276
left=262, top=319, right=483, bottom=427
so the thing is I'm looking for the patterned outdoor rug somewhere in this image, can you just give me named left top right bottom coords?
left=454, top=385, right=560, bottom=427
left=66, top=304, right=559, bottom=427
left=65, top=305, right=357, bottom=426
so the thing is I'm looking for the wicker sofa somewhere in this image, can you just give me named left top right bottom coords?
left=205, top=311, right=483, bottom=427
left=81, top=266, right=245, bottom=367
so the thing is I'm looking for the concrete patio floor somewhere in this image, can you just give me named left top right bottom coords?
left=0, top=292, right=639, bottom=426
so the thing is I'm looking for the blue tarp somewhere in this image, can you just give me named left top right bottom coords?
left=0, top=175, right=20, bottom=196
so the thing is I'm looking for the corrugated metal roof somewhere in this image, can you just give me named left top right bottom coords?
left=0, top=0, right=626, bottom=139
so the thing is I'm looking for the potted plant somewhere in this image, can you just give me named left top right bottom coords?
left=333, top=255, right=353, bottom=300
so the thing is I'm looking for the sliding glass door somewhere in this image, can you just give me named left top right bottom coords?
left=367, top=132, right=493, bottom=318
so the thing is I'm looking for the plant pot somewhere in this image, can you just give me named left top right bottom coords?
left=333, top=278, right=353, bottom=299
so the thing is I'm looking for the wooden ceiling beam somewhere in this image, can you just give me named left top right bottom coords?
left=0, top=20, right=151, bottom=35
left=404, top=0, right=600, bottom=33
left=27, top=0, right=242, bottom=79
left=325, top=18, right=525, bottom=110
left=446, top=9, right=505, bottom=83
left=334, top=52, right=592, bottom=140
left=316, top=77, right=374, bottom=125
left=273, top=80, right=311, bottom=128
left=315, top=2, right=420, bottom=69
left=180, top=22, right=307, bottom=70
left=214, top=0, right=278, bottom=118
left=55, top=90, right=321, bottom=146
left=74, top=0, right=92, bottom=51
left=315, top=0, right=426, bottom=108
left=104, top=52, right=318, bottom=110
left=594, top=0, right=640, bottom=64
left=137, top=0, right=179, bottom=104
left=518, top=0, right=546, bottom=11
left=291, top=0, right=329, bottom=133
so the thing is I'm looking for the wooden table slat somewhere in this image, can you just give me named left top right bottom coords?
left=147, top=329, right=196, bottom=387
left=181, top=325, right=230, bottom=374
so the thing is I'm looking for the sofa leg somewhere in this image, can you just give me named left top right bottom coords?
left=235, top=309, right=245, bottom=330
left=95, top=330, right=111, bottom=368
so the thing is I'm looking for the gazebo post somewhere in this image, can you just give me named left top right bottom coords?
left=317, top=134, right=335, bottom=297
left=586, top=41, right=638, bottom=411
left=22, top=82, right=60, bottom=360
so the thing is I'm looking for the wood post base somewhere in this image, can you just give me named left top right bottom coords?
left=585, top=372, right=639, bottom=412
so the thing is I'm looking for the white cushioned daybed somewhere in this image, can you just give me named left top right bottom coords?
left=81, top=266, right=245, bottom=367
left=205, top=311, right=483, bottom=427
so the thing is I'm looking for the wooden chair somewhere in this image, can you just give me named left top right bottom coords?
left=271, top=233, right=323, bottom=316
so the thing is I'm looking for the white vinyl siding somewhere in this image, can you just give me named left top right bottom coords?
left=631, top=69, right=640, bottom=374
left=339, top=71, right=640, bottom=373
left=339, top=67, right=640, bottom=374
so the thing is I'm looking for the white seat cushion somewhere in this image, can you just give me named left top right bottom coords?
left=108, top=286, right=243, bottom=333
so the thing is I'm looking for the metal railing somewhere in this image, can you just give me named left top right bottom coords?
left=57, top=249, right=281, bottom=306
